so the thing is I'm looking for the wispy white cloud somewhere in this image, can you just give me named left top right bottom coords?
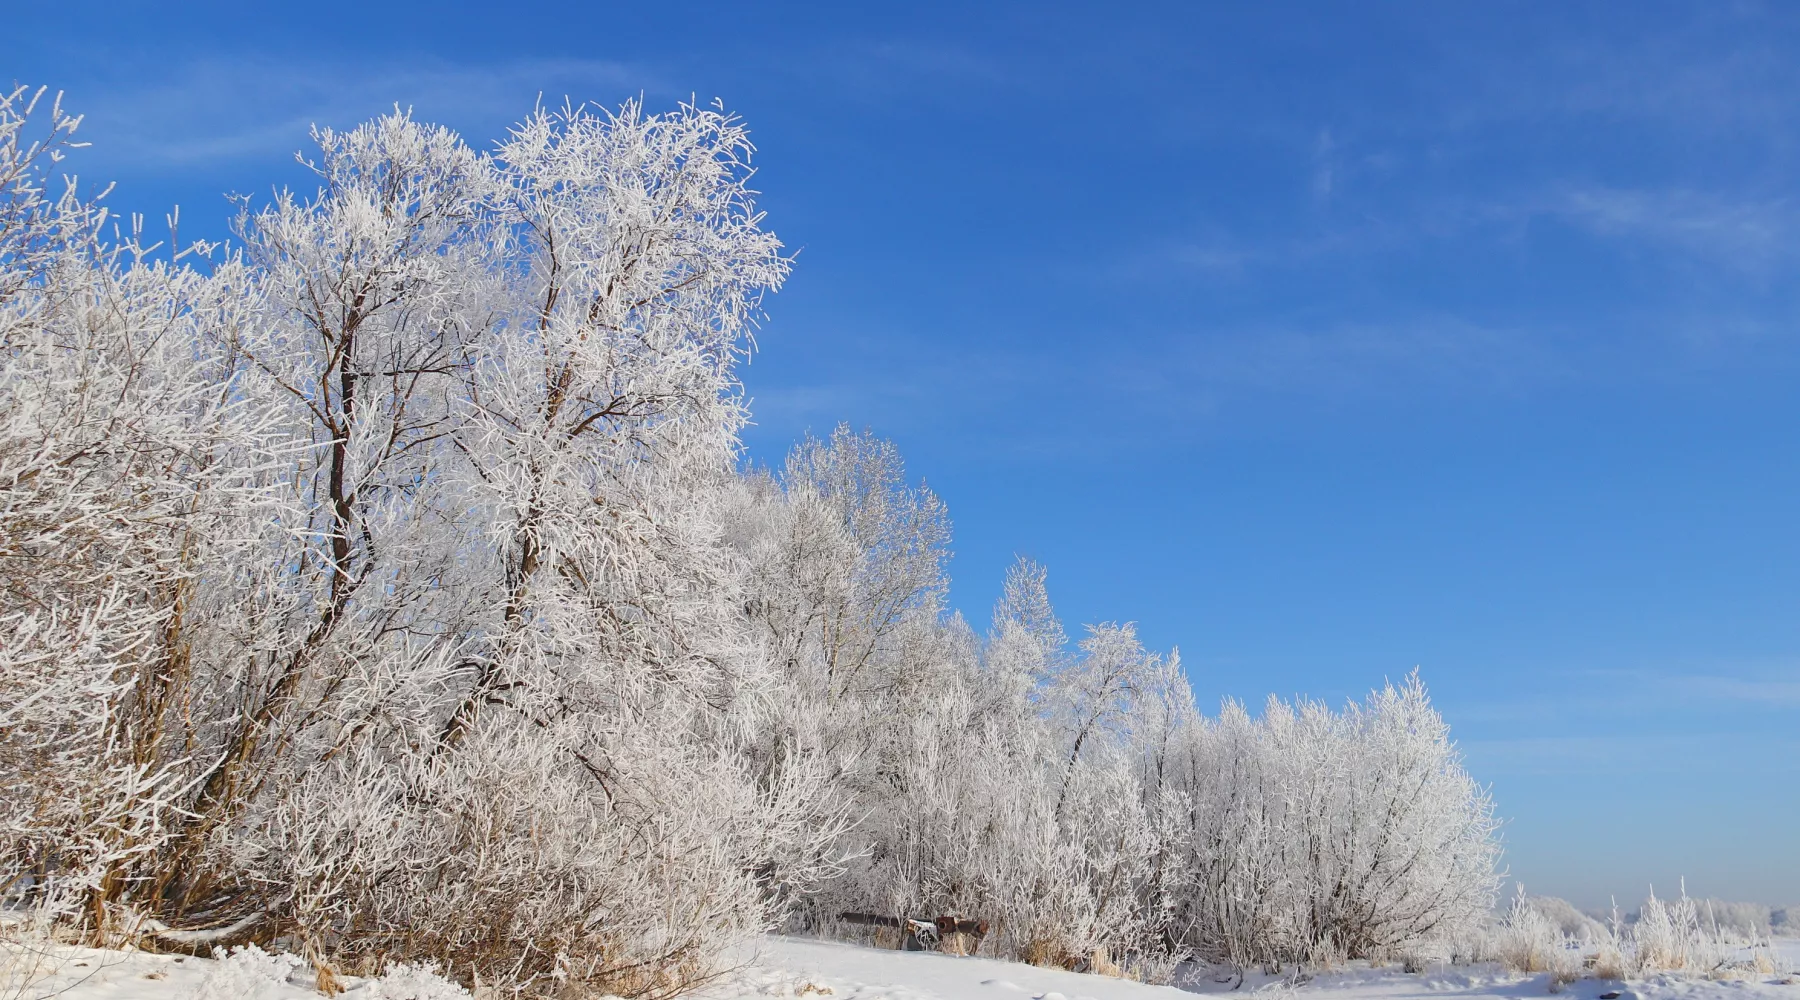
left=1311, top=128, right=1336, bottom=202
left=1157, top=181, right=1800, bottom=280
left=1555, top=186, right=1796, bottom=274
left=1662, top=672, right=1800, bottom=707
left=1135, top=14, right=1800, bottom=286
left=744, top=383, right=902, bottom=433
left=1147, top=223, right=1406, bottom=279
left=1542, top=663, right=1800, bottom=710
left=1462, top=732, right=1800, bottom=776
left=1439, top=663, right=1800, bottom=744
left=749, top=309, right=1571, bottom=459
left=72, top=56, right=653, bottom=172
left=756, top=36, right=1017, bottom=108
left=1096, top=314, right=1567, bottom=411
left=1198, top=319, right=1553, bottom=394
left=1527, top=33, right=1800, bottom=137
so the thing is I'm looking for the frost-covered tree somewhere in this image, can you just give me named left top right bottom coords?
left=0, top=83, right=289, bottom=935
left=1144, top=675, right=1502, bottom=968
left=216, top=101, right=836, bottom=997
left=1, top=91, right=828, bottom=998
left=729, top=424, right=1499, bottom=975
left=3, top=84, right=1501, bottom=995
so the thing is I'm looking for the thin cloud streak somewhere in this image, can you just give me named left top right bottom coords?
left=1664, top=673, right=1800, bottom=707
left=1119, top=317, right=1568, bottom=408
left=1151, top=184, right=1800, bottom=280
left=1556, top=186, right=1796, bottom=274
left=70, top=56, right=651, bottom=171
left=1463, top=733, right=1800, bottom=776
left=746, top=314, right=1567, bottom=464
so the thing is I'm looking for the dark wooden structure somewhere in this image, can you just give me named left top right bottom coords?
left=839, top=912, right=991, bottom=952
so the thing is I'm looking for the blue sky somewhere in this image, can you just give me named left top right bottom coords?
left=13, top=0, right=1799, bottom=907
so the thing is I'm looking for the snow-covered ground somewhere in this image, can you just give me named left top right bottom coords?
left=5, top=935, right=1797, bottom=1000
left=707, top=937, right=1800, bottom=1000
left=0, top=941, right=269, bottom=999
left=0, top=939, right=458, bottom=1000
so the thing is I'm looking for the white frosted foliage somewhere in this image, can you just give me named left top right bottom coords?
left=2, top=84, right=1501, bottom=995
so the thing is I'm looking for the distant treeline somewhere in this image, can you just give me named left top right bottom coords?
left=1527, top=896, right=1795, bottom=939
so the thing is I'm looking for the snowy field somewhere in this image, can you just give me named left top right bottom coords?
left=709, top=937, right=1800, bottom=1000
left=10, top=935, right=1796, bottom=1000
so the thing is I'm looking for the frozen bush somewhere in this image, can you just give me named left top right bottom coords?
left=1526, top=896, right=1609, bottom=942
left=4, top=81, right=1505, bottom=993
left=1477, top=883, right=1777, bottom=980
left=1635, top=884, right=1723, bottom=973
left=356, top=961, right=473, bottom=1000
left=1494, top=887, right=1581, bottom=978
left=734, top=436, right=1502, bottom=974
left=196, top=944, right=306, bottom=1000
left=1, top=90, right=816, bottom=998
left=1693, top=899, right=1779, bottom=939
left=1144, top=673, right=1501, bottom=968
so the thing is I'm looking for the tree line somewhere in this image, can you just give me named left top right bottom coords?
left=0, top=88, right=1500, bottom=998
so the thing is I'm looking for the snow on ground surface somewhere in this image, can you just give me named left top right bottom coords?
left=0, top=939, right=442, bottom=1000
left=702, top=937, right=1800, bottom=1000
left=5, top=935, right=1798, bottom=1000
left=1, top=942, right=296, bottom=999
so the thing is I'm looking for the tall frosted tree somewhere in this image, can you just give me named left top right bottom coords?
left=2, top=85, right=1501, bottom=996
left=0, top=91, right=833, bottom=998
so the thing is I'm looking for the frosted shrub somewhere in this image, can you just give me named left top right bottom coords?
left=1144, top=673, right=1501, bottom=969
left=0, top=83, right=288, bottom=932
left=1478, top=884, right=1772, bottom=981
left=196, top=944, right=306, bottom=1000
left=358, top=961, right=473, bottom=1000
left=1697, top=900, right=1779, bottom=939
left=734, top=435, right=1502, bottom=975
left=1635, top=884, right=1721, bottom=973
left=5, top=81, right=1504, bottom=993
left=1494, top=887, right=1580, bottom=981
left=1, top=89, right=818, bottom=998
left=1526, top=896, right=1609, bottom=941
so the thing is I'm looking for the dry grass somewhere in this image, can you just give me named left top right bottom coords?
left=1590, top=945, right=1632, bottom=981
left=1086, top=947, right=1125, bottom=978
left=1021, top=938, right=1073, bottom=969
left=1487, top=885, right=1800, bottom=989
